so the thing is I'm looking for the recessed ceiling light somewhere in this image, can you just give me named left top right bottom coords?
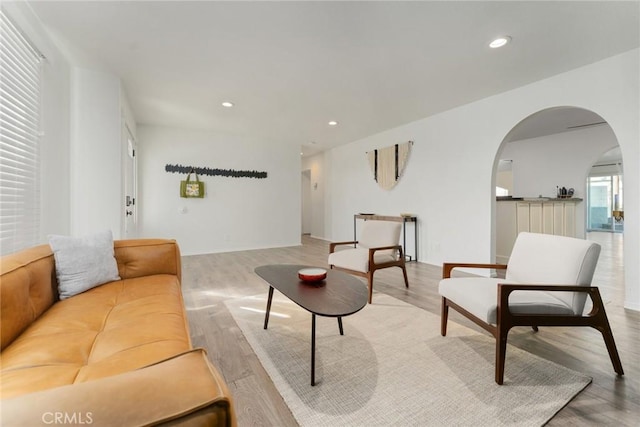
left=328, top=121, right=338, bottom=126
left=221, top=101, right=234, bottom=107
left=489, top=36, right=511, bottom=49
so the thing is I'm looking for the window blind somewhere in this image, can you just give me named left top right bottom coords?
left=0, top=10, right=44, bottom=255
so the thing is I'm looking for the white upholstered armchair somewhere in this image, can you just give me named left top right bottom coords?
left=329, top=220, right=409, bottom=304
left=439, top=232, right=624, bottom=384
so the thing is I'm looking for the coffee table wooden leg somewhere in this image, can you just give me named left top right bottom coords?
left=337, top=317, right=344, bottom=335
left=311, top=314, right=316, bottom=386
left=264, top=286, right=274, bottom=329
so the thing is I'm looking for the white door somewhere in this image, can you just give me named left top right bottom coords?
left=123, top=125, right=137, bottom=237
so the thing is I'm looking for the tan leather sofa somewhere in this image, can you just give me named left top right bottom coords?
left=0, top=239, right=236, bottom=426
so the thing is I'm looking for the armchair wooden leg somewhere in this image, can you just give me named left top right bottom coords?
left=531, top=326, right=539, bottom=332
left=367, top=272, right=374, bottom=304
left=495, top=325, right=510, bottom=385
left=591, top=289, right=624, bottom=375
left=600, top=325, right=624, bottom=375
left=401, top=265, right=409, bottom=288
left=441, top=297, right=449, bottom=336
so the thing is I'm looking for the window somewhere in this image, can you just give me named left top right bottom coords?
left=587, top=174, right=624, bottom=233
left=495, top=186, right=509, bottom=197
left=0, top=10, right=44, bottom=255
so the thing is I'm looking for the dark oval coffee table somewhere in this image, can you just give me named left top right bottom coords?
left=255, top=264, right=368, bottom=386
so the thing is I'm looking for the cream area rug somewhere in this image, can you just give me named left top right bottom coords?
left=225, top=293, right=591, bottom=426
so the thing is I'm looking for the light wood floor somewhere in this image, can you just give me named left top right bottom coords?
left=182, top=232, right=639, bottom=426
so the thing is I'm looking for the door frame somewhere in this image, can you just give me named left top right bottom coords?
left=122, top=123, right=138, bottom=237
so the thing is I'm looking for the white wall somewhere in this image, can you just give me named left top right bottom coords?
left=40, top=52, right=72, bottom=240
left=70, top=68, right=123, bottom=238
left=301, top=153, right=327, bottom=239
left=138, top=126, right=301, bottom=255
left=5, top=3, right=132, bottom=242
left=500, top=125, right=619, bottom=199
left=4, top=3, right=72, bottom=240
left=326, top=49, right=640, bottom=310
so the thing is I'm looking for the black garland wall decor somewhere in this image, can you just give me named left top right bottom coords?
left=165, top=164, right=268, bottom=179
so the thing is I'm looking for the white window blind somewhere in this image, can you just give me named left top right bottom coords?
left=0, top=10, right=44, bottom=255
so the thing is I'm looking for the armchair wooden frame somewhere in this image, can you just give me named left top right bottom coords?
left=329, top=240, right=409, bottom=304
left=441, top=262, right=624, bottom=385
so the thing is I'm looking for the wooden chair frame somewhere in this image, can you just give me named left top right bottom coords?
left=441, top=262, right=624, bottom=384
left=329, top=240, right=409, bottom=304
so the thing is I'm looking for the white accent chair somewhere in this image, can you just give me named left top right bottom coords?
left=439, top=232, right=624, bottom=384
left=329, top=220, right=409, bottom=304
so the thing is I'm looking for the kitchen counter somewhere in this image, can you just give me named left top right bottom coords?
left=496, top=197, right=583, bottom=202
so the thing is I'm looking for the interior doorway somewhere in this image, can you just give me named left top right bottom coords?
left=123, top=124, right=137, bottom=238
left=301, top=169, right=311, bottom=235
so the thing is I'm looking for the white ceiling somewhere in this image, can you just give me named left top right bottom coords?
left=27, top=1, right=640, bottom=156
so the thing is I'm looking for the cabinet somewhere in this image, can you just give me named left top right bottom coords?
left=496, top=199, right=582, bottom=263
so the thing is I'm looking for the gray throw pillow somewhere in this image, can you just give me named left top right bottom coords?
left=49, top=230, right=121, bottom=300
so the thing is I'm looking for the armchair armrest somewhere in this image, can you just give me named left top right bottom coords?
left=329, top=240, right=358, bottom=253
left=1, top=349, right=236, bottom=427
left=498, top=283, right=602, bottom=316
left=368, top=244, right=404, bottom=266
left=368, top=244, right=402, bottom=253
left=442, top=262, right=507, bottom=279
left=499, top=284, right=595, bottom=293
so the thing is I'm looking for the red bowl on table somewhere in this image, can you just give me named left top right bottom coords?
left=298, top=268, right=327, bottom=283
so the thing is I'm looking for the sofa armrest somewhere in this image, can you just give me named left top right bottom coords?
left=1, top=349, right=236, bottom=427
left=442, top=262, right=508, bottom=279
left=114, top=239, right=182, bottom=282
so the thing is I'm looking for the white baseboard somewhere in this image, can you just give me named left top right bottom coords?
left=623, top=300, right=640, bottom=312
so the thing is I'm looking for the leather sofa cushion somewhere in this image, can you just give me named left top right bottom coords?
left=0, top=239, right=182, bottom=352
left=0, top=274, right=191, bottom=399
left=2, top=349, right=234, bottom=427
left=0, top=245, right=57, bottom=350
left=114, top=239, right=182, bottom=281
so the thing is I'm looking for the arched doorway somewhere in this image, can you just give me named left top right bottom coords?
left=492, top=106, right=622, bottom=266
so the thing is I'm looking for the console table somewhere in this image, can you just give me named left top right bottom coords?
left=353, top=214, right=418, bottom=261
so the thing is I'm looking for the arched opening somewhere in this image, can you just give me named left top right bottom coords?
left=492, top=107, right=623, bottom=294
left=586, top=146, right=624, bottom=233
